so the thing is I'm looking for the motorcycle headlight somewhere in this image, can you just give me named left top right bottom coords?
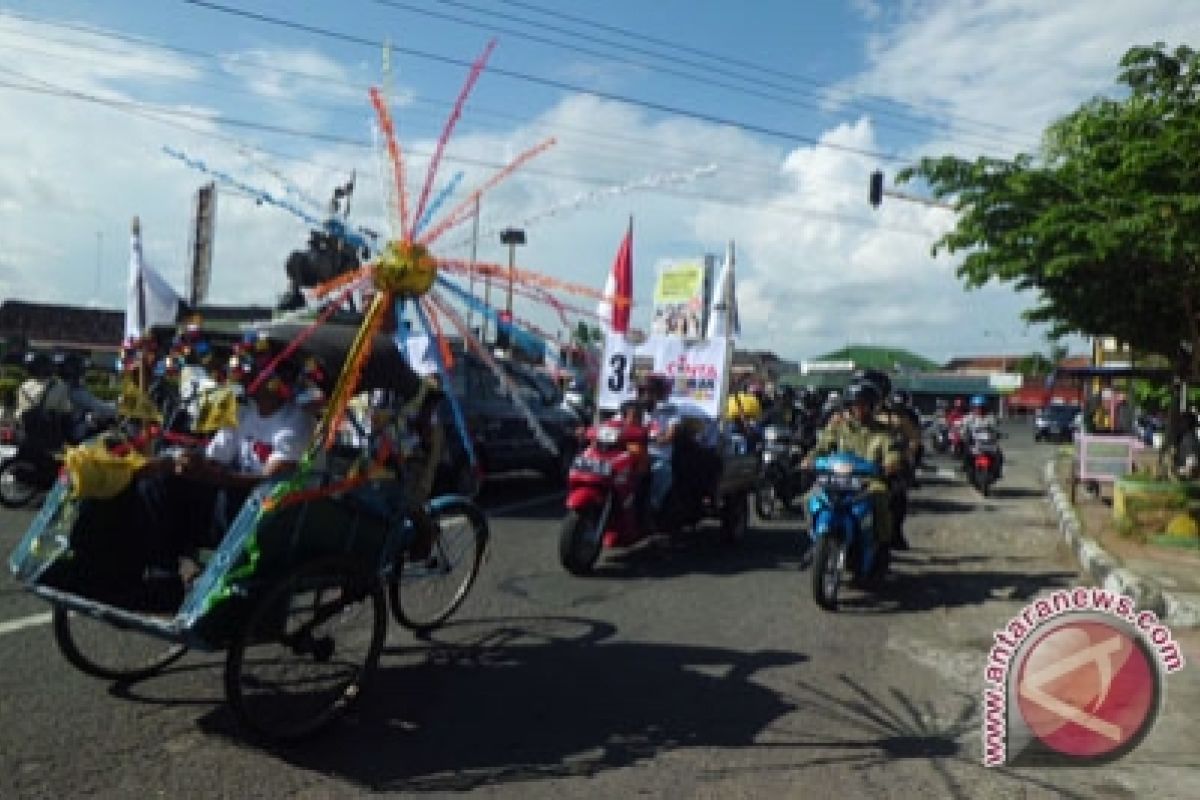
left=832, top=460, right=854, bottom=476
left=764, top=426, right=782, bottom=444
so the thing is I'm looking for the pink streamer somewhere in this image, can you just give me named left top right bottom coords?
left=411, top=39, right=497, bottom=228
left=369, top=86, right=411, bottom=240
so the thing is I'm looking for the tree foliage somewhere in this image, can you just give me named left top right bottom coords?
left=899, top=43, right=1200, bottom=379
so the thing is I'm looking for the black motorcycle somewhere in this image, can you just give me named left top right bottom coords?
left=754, top=423, right=811, bottom=519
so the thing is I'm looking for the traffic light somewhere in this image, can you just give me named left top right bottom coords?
left=869, top=170, right=884, bottom=208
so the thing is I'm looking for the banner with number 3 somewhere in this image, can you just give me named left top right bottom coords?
left=597, top=331, right=638, bottom=412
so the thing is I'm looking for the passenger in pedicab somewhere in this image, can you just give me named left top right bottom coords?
left=129, top=336, right=318, bottom=603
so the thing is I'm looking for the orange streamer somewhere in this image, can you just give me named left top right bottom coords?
left=438, top=258, right=630, bottom=305
left=322, top=292, right=390, bottom=449
left=313, top=266, right=370, bottom=300
left=418, top=137, right=557, bottom=246
left=369, top=86, right=411, bottom=240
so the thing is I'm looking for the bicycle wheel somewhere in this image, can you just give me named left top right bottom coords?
left=224, top=556, right=385, bottom=742
left=53, top=607, right=188, bottom=682
left=389, top=498, right=489, bottom=634
left=0, top=457, right=39, bottom=509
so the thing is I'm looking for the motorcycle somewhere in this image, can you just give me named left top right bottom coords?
left=559, top=418, right=753, bottom=575
left=0, top=438, right=62, bottom=509
left=948, top=423, right=966, bottom=458
left=807, top=453, right=889, bottom=612
left=755, top=423, right=810, bottom=520
left=965, top=427, right=1003, bottom=497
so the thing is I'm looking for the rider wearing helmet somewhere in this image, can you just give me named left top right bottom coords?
left=637, top=373, right=682, bottom=515
left=858, top=371, right=919, bottom=550
left=16, top=352, right=73, bottom=446
left=803, top=380, right=903, bottom=550
left=962, top=394, right=1003, bottom=476
left=59, top=354, right=116, bottom=442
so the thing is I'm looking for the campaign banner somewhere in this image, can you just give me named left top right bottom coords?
left=650, top=336, right=730, bottom=419
left=651, top=261, right=707, bottom=338
left=597, top=330, right=639, bottom=412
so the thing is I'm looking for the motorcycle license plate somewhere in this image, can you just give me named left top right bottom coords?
left=820, top=473, right=864, bottom=491
left=0, top=445, right=14, bottom=460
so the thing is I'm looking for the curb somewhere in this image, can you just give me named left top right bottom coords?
left=1042, top=461, right=1200, bottom=629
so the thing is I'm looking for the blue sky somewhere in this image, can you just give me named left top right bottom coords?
left=1, top=1, right=1196, bottom=361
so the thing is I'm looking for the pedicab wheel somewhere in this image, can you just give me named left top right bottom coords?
left=559, top=508, right=603, bottom=576
left=389, top=499, right=489, bottom=634
left=754, top=483, right=778, bottom=521
left=53, top=607, right=188, bottom=682
left=720, top=491, right=750, bottom=544
left=224, top=556, right=385, bottom=743
left=812, top=533, right=845, bottom=611
left=0, top=457, right=39, bottom=509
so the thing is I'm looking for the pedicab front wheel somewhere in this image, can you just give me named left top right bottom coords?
left=224, top=556, right=385, bottom=743
left=389, top=498, right=489, bottom=634
left=53, top=607, right=188, bottom=682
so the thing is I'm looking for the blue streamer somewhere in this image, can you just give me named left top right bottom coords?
left=435, top=276, right=546, bottom=359
left=412, top=301, right=478, bottom=470
left=163, top=146, right=375, bottom=256
left=413, top=171, right=464, bottom=237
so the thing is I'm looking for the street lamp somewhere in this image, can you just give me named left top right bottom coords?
left=499, top=227, right=525, bottom=349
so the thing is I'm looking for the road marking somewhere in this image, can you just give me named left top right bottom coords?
left=489, top=491, right=565, bottom=517
left=0, top=611, right=51, bottom=637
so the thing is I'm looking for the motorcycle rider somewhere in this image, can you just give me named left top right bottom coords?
left=16, top=352, right=73, bottom=447
left=962, top=395, right=1004, bottom=477
left=58, top=354, right=117, bottom=443
left=851, top=369, right=918, bottom=550
left=638, top=373, right=682, bottom=516
left=802, top=380, right=903, bottom=550
left=889, top=389, right=924, bottom=485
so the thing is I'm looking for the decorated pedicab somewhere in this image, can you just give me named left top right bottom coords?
left=8, top=316, right=490, bottom=742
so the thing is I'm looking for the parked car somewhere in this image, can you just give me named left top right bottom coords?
left=434, top=353, right=579, bottom=495
left=1034, top=404, right=1080, bottom=443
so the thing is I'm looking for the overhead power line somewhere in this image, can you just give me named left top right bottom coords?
left=366, top=0, right=1029, bottom=156
left=177, top=0, right=911, bottom=164
left=500, top=0, right=1032, bottom=144
left=0, top=73, right=940, bottom=238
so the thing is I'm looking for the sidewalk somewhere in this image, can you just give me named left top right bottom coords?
left=1042, top=458, right=1200, bottom=628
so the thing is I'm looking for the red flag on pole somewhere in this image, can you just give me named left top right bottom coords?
left=598, top=219, right=633, bottom=334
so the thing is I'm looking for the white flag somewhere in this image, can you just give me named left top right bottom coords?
left=125, top=219, right=181, bottom=338
left=705, top=240, right=740, bottom=340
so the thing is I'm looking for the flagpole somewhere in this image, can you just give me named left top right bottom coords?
left=132, top=216, right=148, bottom=400
left=719, top=240, right=737, bottom=440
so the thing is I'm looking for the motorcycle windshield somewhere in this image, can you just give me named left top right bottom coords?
left=813, top=452, right=881, bottom=477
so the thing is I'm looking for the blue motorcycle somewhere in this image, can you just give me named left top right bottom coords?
left=806, top=453, right=889, bottom=611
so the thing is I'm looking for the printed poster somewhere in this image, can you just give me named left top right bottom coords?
left=651, top=261, right=707, bottom=338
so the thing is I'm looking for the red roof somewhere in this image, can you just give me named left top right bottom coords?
left=1008, top=385, right=1085, bottom=409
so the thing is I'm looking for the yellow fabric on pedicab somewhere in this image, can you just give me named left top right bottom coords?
left=62, top=440, right=150, bottom=500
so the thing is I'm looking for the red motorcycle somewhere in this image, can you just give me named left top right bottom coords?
left=558, top=418, right=755, bottom=575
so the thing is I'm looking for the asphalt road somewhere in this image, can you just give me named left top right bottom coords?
left=1, top=424, right=1198, bottom=799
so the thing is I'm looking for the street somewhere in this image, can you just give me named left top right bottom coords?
left=1, top=424, right=1198, bottom=799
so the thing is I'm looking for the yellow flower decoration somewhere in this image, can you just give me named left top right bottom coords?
left=374, top=240, right=437, bottom=297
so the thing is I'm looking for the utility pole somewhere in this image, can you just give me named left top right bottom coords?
left=467, top=197, right=480, bottom=338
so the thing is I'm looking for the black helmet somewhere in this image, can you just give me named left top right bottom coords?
left=853, top=368, right=891, bottom=397
left=24, top=352, right=52, bottom=378
left=637, top=372, right=671, bottom=397
left=845, top=380, right=880, bottom=410
left=59, top=354, right=86, bottom=381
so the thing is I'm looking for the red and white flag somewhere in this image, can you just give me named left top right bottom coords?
left=597, top=219, right=633, bottom=334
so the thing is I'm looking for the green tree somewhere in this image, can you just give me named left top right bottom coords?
left=899, top=43, right=1200, bottom=384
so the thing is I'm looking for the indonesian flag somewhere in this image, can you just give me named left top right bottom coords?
left=596, top=219, right=633, bottom=334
